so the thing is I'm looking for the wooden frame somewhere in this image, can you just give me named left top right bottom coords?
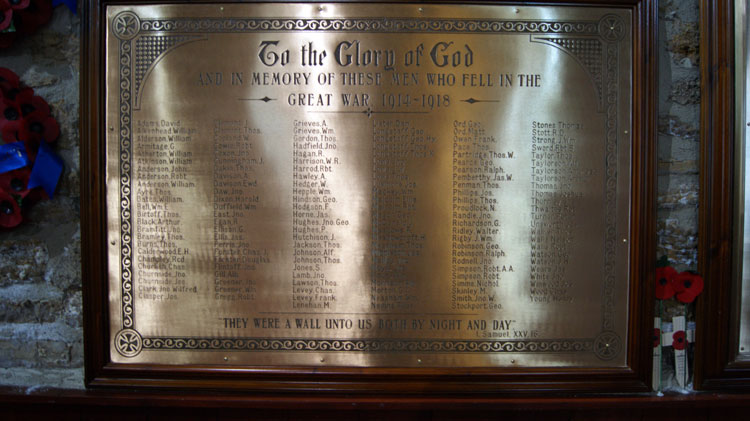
left=695, top=0, right=750, bottom=390
left=81, top=0, right=658, bottom=394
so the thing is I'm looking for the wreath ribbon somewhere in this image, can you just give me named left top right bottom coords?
left=0, top=141, right=31, bottom=173
left=27, top=141, right=63, bottom=197
left=0, top=140, right=63, bottom=198
left=51, top=0, right=76, bottom=15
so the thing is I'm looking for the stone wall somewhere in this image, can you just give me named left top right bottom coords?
left=658, top=0, right=700, bottom=271
left=0, top=1, right=701, bottom=390
left=656, top=0, right=701, bottom=391
left=0, top=7, right=83, bottom=389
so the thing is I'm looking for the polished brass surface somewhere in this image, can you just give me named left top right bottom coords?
left=105, top=3, right=633, bottom=367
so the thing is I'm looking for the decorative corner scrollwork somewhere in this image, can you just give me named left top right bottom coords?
left=531, top=36, right=604, bottom=108
left=133, top=36, right=203, bottom=109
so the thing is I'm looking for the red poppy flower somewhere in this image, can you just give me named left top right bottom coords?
left=0, top=98, right=22, bottom=127
left=655, top=266, right=678, bottom=300
left=24, top=185, right=47, bottom=202
left=14, top=0, right=51, bottom=35
left=16, top=88, right=49, bottom=117
left=1, top=119, right=22, bottom=143
left=0, top=1, right=12, bottom=32
left=2, top=120, right=38, bottom=161
left=0, top=67, right=20, bottom=93
left=0, top=190, right=22, bottom=228
left=8, top=0, right=30, bottom=10
left=19, top=109, right=59, bottom=143
left=653, top=328, right=660, bottom=348
left=672, top=330, right=687, bottom=350
left=674, top=271, right=704, bottom=303
left=0, top=167, right=31, bottom=198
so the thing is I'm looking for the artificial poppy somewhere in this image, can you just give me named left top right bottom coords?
left=0, top=67, right=20, bottom=94
left=655, top=266, right=678, bottom=300
left=672, top=330, right=687, bottom=351
left=13, top=0, right=51, bottom=35
left=0, top=121, right=33, bottom=163
left=653, top=328, right=661, bottom=348
left=0, top=167, right=31, bottom=198
left=8, top=0, right=31, bottom=10
left=0, top=0, right=13, bottom=32
left=15, top=88, right=49, bottom=117
left=19, top=109, right=59, bottom=143
left=23, top=185, right=46, bottom=202
left=674, top=271, right=705, bottom=303
left=0, top=190, right=22, bottom=228
left=1, top=119, right=21, bottom=143
left=0, top=98, right=22, bottom=126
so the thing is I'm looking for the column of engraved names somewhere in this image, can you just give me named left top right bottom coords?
left=292, top=119, right=342, bottom=310
left=370, top=120, right=429, bottom=311
left=451, top=120, right=514, bottom=311
left=529, top=120, right=588, bottom=304
left=213, top=119, right=266, bottom=303
left=133, top=119, right=196, bottom=302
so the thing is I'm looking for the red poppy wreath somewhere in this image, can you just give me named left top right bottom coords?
left=0, top=67, right=63, bottom=228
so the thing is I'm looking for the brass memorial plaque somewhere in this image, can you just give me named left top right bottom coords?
left=105, top=3, right=632, bottom=367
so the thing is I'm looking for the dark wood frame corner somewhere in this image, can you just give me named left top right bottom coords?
left=696, top=0, right=750, bottom=390
left=80, top=0, right=658, bottom=395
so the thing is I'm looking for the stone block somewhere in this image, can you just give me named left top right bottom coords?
left=0, top=339, right=37, bottom=368
left=0, top=284, right=64, bottom=323
left=0, top=241, right=48, bottom=287
left=669, top=76, right=700, bottom=105
left=35, top=339, right=72, bottom=367
left=0, top=368, right=84, bottom=389
left=665, top=21, right=699, bottom=65
left=0, top=322, right=82, bottom=366
left=658, top=133, right=700, bottom=166
left=658, top=113, right=699, bottom=142
left=44, top=226, right=81, bottom=290
left=63, top=290, right=82, bottom=328
left=70, top=339, right=84, bottom=367
left=657, top=209, right=699, bottom=268
left=660, top=0, right=700, bottom=23
left=657, top=173, right=699, bottom=209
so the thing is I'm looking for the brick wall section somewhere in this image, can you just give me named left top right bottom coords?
left=0, top=2, right=700, bottom=390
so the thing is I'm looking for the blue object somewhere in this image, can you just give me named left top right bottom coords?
left=52, top=0, right=77, bottom=15
left=0, top=141, right=31, bottom=174
left=27, top=142, right=63, bottom=198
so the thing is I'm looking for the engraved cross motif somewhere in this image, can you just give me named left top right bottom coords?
left=599, top=15, right=624, bottom=42
left=594, top=332, right=621, bottom=360
left=116, top=329, right=142, bottom=357
left=113, top=12, right=140, bottom=40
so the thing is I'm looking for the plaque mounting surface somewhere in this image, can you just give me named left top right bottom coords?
left=84, top=0, right=656, bottom=392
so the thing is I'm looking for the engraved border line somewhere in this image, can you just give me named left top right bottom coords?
left=117, top=14, right=624, bottom=358
left=140, top=18, right=599, bottom=34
